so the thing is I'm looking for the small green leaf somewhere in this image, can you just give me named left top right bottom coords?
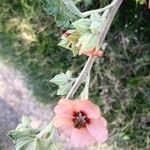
left=57, top=82, right=73, bottom=95
left=62, top=0, right=82, bottom=17
left=33, top=138, right=50, bottom=150
left=66, top=70, right=72, bottom=77
left=50, top=71, right=76, bottom=95
left=9, top=117, right=61, bottom=150
left=50, top=73, right=70, bottom=85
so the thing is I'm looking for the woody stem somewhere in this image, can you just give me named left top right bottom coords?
left=66, top=0, right=123, bottom=99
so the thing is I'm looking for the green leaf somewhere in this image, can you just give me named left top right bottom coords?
left=50, top=73, right=70, bottom=85
left=33, top=138, right=50, bottom=150
left=57, top=81, right=73, bottom=95
left=9, top=130, right=36, bottom=142
left=50, top=71, right=76, bottom=95
left=66, top=70, right=72, bottom=77
left=15, top=116, right=31, bottom=130
left=62, top=0, right=82, bottom=17
left=41, top=0, right=81, bottom=27
left=9, top=117, right=61, bottom=150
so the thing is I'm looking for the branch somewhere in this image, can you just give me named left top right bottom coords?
left=66, top=0, right=123, bottom=99
left=82, top=0, right=119, bottom=17
left=66, top=57, right=94, bottom=99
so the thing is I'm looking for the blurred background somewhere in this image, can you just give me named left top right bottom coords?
left=0, top=0, right=150, bottom=149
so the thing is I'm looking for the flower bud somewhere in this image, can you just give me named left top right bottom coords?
left=72, top=19, right=91, bottom=33
left=89, top=21, right=101, bottom=34
left=90, top=12, right=101, bottom=22
left=79, top=49, right=104, bottom=57
left=78, top=33, right=99, bottom=53
left=62, top=31, right=71, bottom=38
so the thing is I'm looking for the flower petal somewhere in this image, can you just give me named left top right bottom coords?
left=71, top=128, right=95, bottom=148
left=100, top=117, right=107, bottom=127
left=52, top=115, right=73, bottom=137
left=73, top=100, right=101, bottom=119
left=87, top=118, right=108, bottom=143
left=54, top=99, right=74, bottom=118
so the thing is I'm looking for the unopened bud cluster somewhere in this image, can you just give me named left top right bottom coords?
left=58, top=12, right=107, bottom=57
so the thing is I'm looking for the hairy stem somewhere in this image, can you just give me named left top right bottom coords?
left=66, top=56, right=95, bottom=99
left=82, top=0, right=119, bottom=17
left=66, top=0, right=123, bottom=99
left=37, top=123, right=53, bottom=139
left=80, top=72, right=91, bottom=99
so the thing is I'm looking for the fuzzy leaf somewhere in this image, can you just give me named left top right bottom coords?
left=50, top=71, right=76, bottom=95
left=50, top=73, right=70, bottom=85
left=57, top=82, right=73, bottom=95
left=41, top=0, right=81, bottom=27
left=9, top=117, right=60, bottom=150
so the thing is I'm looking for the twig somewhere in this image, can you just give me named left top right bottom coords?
left=82, top=0, right=119, bottom=17
left=79, top=68, right=91, bottom=99
left=66, top=0, right=123, bottom=99
left=66, top=56, right=95, bottom=99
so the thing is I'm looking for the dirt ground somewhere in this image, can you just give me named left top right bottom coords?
left=0, top=63, right=54, bottom=150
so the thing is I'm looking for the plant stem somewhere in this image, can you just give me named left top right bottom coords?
left=66, top=56, right=95, bottom=99
left=82, top=0, right=119, bottom=17
left=37, top=123, right=53, bottom=139
left=66, top=0, right=123, bottom=99
left=80, top=72, right=91, bottom=99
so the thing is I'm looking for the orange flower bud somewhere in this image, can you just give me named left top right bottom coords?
left=79, top=49, right=104, bottom=57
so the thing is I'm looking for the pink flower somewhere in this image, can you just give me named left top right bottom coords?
left=52, top=99, right=108, bottom=148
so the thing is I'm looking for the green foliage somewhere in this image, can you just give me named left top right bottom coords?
left=0, top=0, right=150, bottom=149
left=0, top=0, right=73, bottom=103
left=41, top=0, right=81, bottom=27
left=58, top=12, right=107, bottom=56
left=9, top=117, right=60, bottom=150
left=90, top=31, right=150, bottom=149
left=50, top=70, right=76, bottom=95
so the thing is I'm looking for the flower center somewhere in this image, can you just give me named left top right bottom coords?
left=72, top=111, right=90, bottom=129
